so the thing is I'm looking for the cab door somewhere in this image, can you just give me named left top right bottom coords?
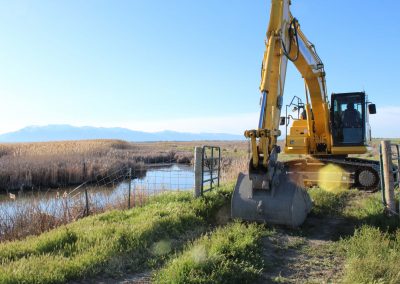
left=330, top=92, right=366, bottom=146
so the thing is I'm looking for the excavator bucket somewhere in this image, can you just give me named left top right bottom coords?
left=231, top=172, right=312, bottom=227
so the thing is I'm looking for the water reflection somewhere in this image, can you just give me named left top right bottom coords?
left=0, top=164, right=194, bottom=220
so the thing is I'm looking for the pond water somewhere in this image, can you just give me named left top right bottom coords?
left=0, top=164, right=195, bottom=221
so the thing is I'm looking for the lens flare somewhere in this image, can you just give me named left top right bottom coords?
left=191, top=244, right=207, bottom=264
left=151, top=239, right=172, bottom=256
left=318, top=163, right=350, bottom=193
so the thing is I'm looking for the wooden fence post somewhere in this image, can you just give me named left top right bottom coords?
left=381, top=140, right=396, bottom=215
left=194, top=147, right=203, bottom=198
left=84, top=187, right=90, bottom=216
left=128, top=168, right=132, bottom=209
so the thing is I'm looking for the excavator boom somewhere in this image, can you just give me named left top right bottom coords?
left=233, top=0, right=314, bottom=227
left=232, top=0, right=378, bottom=226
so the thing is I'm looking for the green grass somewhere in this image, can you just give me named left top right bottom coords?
left=308, top=187, right=400, bottom=230
left=154, top=222, right=266, bottom=284
left=338, top=192, right=400, bottom=283
left=308, top=186, right=400, bottom=283
left=308, top=187, right=352, bottom=217
left=0, top=185, right=233, bottom=283
left=343, top=192, right=400, bottom=231
left=340, top=226, right=400, bottom=284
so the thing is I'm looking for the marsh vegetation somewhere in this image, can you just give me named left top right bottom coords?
left=0, top=140, right=193, bottom=192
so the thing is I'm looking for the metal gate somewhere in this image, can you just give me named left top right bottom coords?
left=201, top=146, right=221, bottom=195
left=391, top=144, right=400, bottom=189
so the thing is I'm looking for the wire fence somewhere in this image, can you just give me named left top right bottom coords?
left=0, top=147, right=244, bottom=242
left=0, top=157, right=195, bottom=242
left=66, top=162, right=195, bottom=218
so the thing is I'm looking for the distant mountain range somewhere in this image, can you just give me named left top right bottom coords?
left=0, top=125, right=244, bottom=142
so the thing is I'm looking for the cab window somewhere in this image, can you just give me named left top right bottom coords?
left=332, top=94, right=364, bottom=145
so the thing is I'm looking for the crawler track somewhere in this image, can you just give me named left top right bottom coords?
left=284, top=157, right=382, bottom=191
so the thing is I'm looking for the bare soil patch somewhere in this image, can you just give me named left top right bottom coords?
left=261, top=217, right=350, bottom=283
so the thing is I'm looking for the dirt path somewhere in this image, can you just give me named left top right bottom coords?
left=73, top=193, right=365, bottom=284
left=104, top=272, right=151, bottom=284
left=261, top=216, right=354, bottom=283
left=92, top=217, right=353, bottom=284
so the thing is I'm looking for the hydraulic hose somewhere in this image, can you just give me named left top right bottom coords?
left=281, top=18, right=300, bottom=62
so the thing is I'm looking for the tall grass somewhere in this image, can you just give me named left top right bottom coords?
left=0, top=182, right=175, bottom=242
left=0, top=140, right=247, bottom=242
left=0, top=198, right=69, bottom=242
left=0, top=140, right=193, bottom=191
left=0, top=139, right=251, bottom=191
left=0, top=185, right=233, bottom=283
left=220, top=157, right=248, bottom=183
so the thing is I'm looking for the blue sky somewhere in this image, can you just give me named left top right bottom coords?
left=0, top=0, right=399, bottom=137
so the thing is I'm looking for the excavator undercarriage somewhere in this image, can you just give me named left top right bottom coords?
left=285, top=157, right=381, bottom=190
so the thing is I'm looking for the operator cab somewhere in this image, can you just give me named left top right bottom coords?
left=331, top=92, right=376, bottom=146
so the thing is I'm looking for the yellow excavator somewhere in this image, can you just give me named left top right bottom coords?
left=231, top=0, right=378, bottom=226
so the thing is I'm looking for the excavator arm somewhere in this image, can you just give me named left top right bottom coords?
left=232, top=0, right=318, bottom=226
left=246, top=0, right=330, bottom=178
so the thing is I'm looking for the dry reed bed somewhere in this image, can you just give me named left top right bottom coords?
left=0, top=140, right=193, bottom=192
left=0, top=152, right=244, bottom=243
left=0, top=139, right=247, bottom=242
